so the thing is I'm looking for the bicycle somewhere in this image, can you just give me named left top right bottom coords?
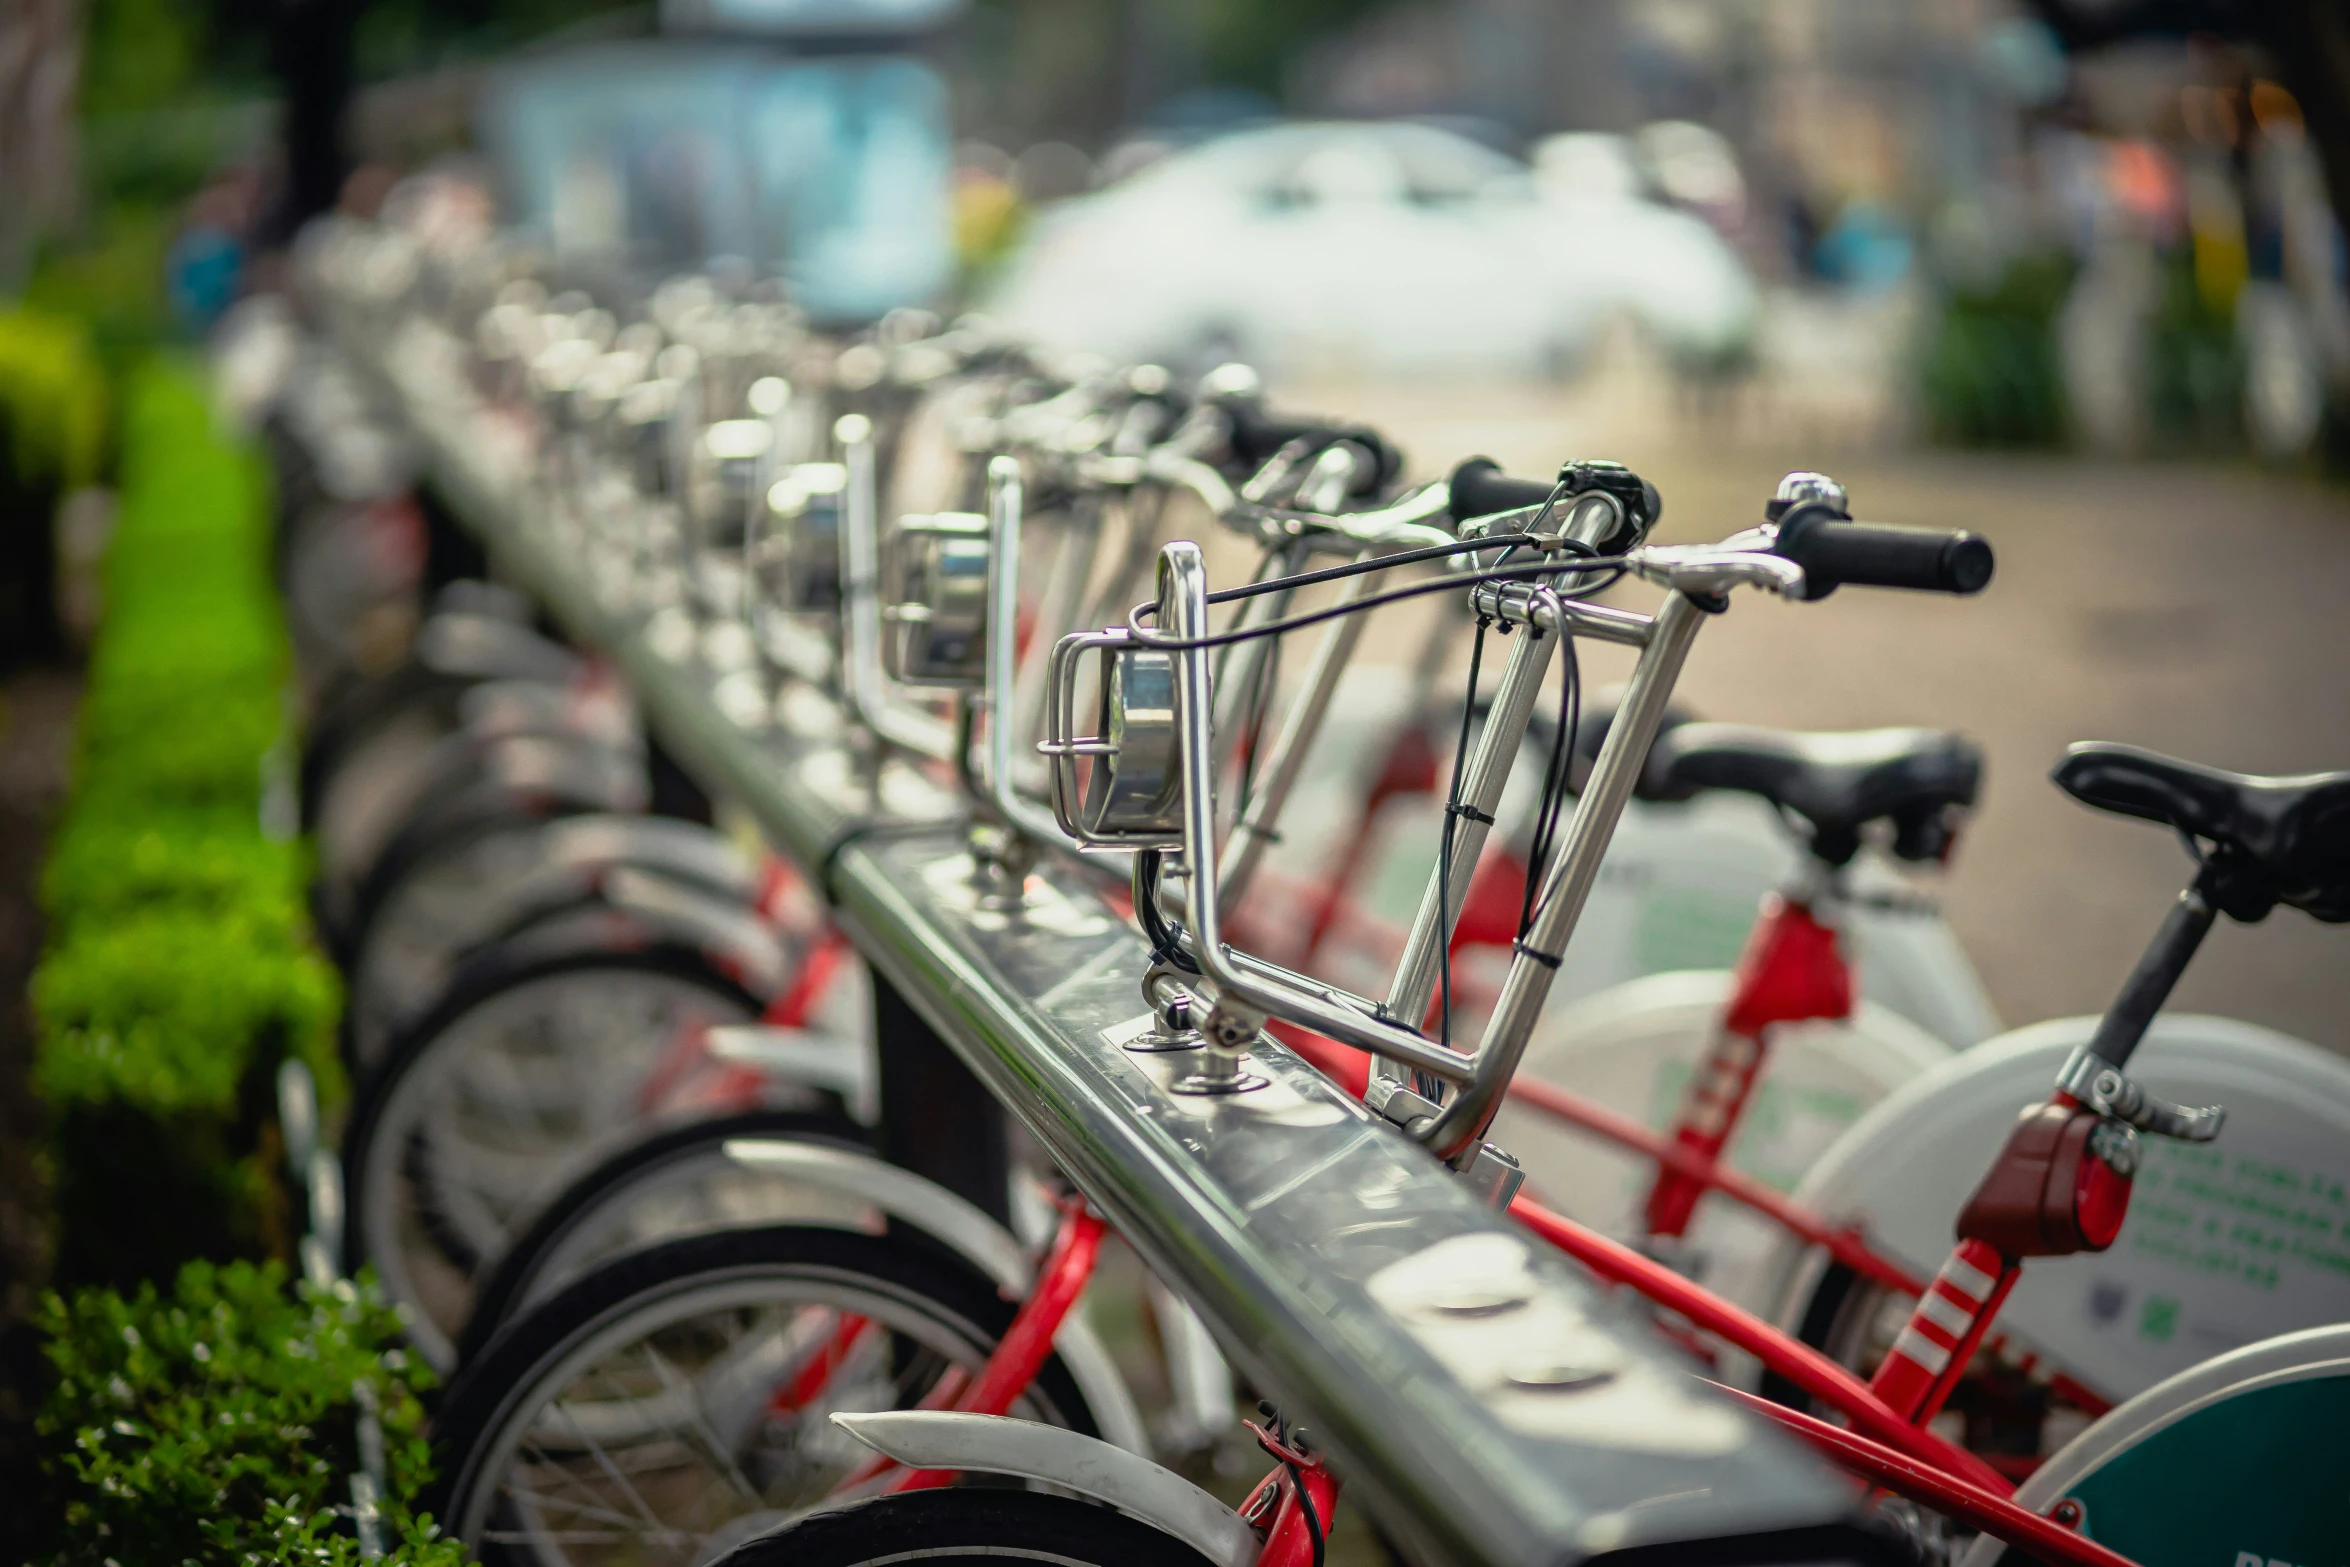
left=1753, top=740, right=2350, bottom=1541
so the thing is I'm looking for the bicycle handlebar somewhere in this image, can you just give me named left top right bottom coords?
left=1225, top=403, right=1403, bottom=494
left=1772, top=503, right=1994, bottom=599
left=1446, top=458, right=1557, bottom=521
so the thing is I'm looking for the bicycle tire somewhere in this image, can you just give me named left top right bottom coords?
left=710, top=1488, right=1216, bottom=1567
left=429, top=1225, right=1102, bottom=1567
left=333, top=733, right=645, bottom=953
left=346, top=813, right=755, bottom=1058
left=459, top=1108, right=869, bottom=1367
left=343, top=946, right=773, bottom=1369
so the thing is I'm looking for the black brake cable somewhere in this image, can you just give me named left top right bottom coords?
left=1232, top=631, right=1283, bottom=829
left=1517, top=623, right=1583, bottom=940
left=1434, top=617, right=1492, bottom=1064
left=1198, top=532, right=1543, bottom=607
left=1132, top=848, right=1201, bottom=975
left=1127, top=555, right=1627, bottom=652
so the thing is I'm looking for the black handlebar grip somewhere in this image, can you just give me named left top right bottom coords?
left=1225, top=404, right=1402, bottom=493
left=1774, top=505, right=1993, bottom=598
left=1447, top=457, right=1558, bottom=521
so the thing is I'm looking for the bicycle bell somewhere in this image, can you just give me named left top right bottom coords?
left=882, top=512, right=990, bottom=687
left=1039, top=630, right=1183, bottom=849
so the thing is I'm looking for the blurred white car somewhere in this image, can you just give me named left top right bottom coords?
left=985, top=121, right=1757, bottom=380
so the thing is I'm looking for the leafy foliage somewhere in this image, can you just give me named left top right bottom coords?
left=32, top=361, right=336, bottom=1286
left=37, top=1261, right=445, bottom=1567
left=34, top=910, right=339, bottom=1114
left=0, top=311, right=109, bottom=491
left=1920, top=252, right=2075, bottom=448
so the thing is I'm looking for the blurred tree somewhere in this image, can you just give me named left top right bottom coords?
left=1199, top=0, right=1384, bottom=97
left=0, top=0, right=82, bottom=292
left=2026, top=1, right=2350, bottom=243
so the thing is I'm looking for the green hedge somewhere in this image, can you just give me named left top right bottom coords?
left=33, top=361, right=340, bottom=1288
left=0, top=310, right=108, bottom=494
left=37, top=1259, right=457, bottom=1567
left=1919, top=252, right=2074, bottom=449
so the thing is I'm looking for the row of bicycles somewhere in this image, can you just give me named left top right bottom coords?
left=253, top=193, right=2350, bottom=1567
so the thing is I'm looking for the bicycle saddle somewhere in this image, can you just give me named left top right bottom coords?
left=2053, top=742, right=2350, bottom=922
left=1645, top=724, right=1982, bottom=866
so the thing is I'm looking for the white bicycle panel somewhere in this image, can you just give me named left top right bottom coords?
left=1956, top=1324, right=2350, bottom=1567
left=1490, top=970, right=1954, bottom=1316
left=1761, top=1016, right=2350, bottom=1405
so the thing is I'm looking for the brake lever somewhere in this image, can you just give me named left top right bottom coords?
left=2054, top=1048, right=2227, bottom=1143
left=1626, top=546, right=1806, bottom=598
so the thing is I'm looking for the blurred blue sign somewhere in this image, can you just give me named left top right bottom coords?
left=486, top=42, right=952, bottom=322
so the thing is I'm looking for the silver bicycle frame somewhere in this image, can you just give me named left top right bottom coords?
left=1151, top=532, right=1807, bottom=1156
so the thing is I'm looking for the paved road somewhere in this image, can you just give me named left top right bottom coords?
left=1276, top=379, right=2350, bottom=1055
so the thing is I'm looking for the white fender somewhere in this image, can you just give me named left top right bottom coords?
left=1489, top=969, right=1955, bottom=1315
left=831, top=1411, right=1260, bottom=1567
left=721, top=1139, right=1151, bottom=1457
left=1758, top=1016, right=2350, bottom=1404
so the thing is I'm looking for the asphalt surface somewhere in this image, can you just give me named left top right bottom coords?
left=1276, top=378, right=2350, bottom=1056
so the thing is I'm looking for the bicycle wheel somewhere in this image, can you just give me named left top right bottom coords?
left=333, top=730, right=648, bottom=950
left=460, top=1109, right=871, bottom=1366
left=710, top=1489, right=1215, bottom=1567
left=429, top=1226, right=1103, bottom=1567
left=1763, top=1017, right=2350, bottom=1415
left=1488, top=971, right=1951, bottom=1315
left=344, top=948, right=783, bottom=1369
left=1955, top=1324, right=2350, bottom=1566
left=345, top=814, right=755, bottom=1070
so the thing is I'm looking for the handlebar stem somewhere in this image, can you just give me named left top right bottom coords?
left=1158, top=542, right=1478, bottom=1085
left=1425, top=589, right=1712, bottom=1160
left=1376, top=623, right=1558, bottom=1062
left=839, top=414, right=957, bottom=760
left=983, top=455, right=1072, bottom=849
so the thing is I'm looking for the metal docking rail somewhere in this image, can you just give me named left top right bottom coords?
left=334, top=306, right=1867, bottom=1567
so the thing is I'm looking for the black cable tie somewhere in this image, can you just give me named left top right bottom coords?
left=1511, top=940, right=1562, bottom=970
left=1445, top=803, right=1494, bottom=826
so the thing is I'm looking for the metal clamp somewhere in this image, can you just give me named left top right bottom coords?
left=2053, top=1048, right=2227, bottom=1142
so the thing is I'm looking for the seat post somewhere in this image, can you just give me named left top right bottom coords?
left=2080, top=877, right=2220, bottom=1069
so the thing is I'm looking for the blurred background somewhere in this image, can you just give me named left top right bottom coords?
left=6, top=0, right=2348, bottom=1066
left=4, top=0, right=2350, bottom=1477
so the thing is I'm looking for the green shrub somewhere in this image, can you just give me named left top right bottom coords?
left=35, top=911, right=338, bottom=1115
left=37, top=1260, right=447, bottom=1567
left=1920, top=252, right=2075, bottom=448
left=42, top=805, right=306, bottom=933
left=0, top=310, right=108, bottom=492
left=32, top=360, right=331, bottom=1288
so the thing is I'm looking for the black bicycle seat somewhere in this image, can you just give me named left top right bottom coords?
left=1646, top=724, right=1982, bottom=866
left=2054, top=743, right=2350, bottom=922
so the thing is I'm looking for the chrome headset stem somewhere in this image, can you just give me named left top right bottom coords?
left=1159, top=540, right=1476, bottom=1086
left=1370, top=621, right=1556, bottom=1092
left=983, top=454, right=1074, bottom=845
left=1421, top=588, right=1709, bottom=1160
left=837, top=411, right=955, bottom=759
